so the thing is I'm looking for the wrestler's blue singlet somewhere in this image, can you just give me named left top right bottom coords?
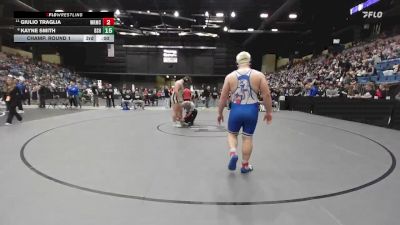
left=228, top=70, right=259, bottom=136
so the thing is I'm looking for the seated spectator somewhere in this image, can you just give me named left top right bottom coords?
left=375, top=85, right=387, bottom=99
left=360, top=83, right=375, bottom=99
left=121, top=89, right=133, bottom=110
left=326, top=84, right=340, bottom=98
left=307, top=81, right=319, bottom=97
left=133, top=89, right=145, bottom=110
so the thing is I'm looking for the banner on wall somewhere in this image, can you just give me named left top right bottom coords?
left=97, top=80, right=102, bottom=89
left=163, top=49, right=178, bottom=63
left=107, top=44, right=114, bottom=57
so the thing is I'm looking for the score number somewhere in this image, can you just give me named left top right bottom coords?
left=103, top=26, right=114, bottom=34
left=102, top=18, right=115, bottom=26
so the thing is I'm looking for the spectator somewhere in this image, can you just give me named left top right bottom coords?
left=164, top=87, right=171, bottom=108
left=121, top=89, right=133, bottom=110
left=91, top=83, right=100, bottom=107
left=105, top=84, right=115, bottom=108
left=16, top=78, right=25, bottom=113
left=375, top=84, right=388, bottom=99
left=326, top=84, right=340, bottom=98
left=211, top=87, right=219, bottom=107
left=38, top=83, right=47, bottom=108
left=202, top=86, right=211, bottom=108
left=361, top=83, right=375, bottom=99
left=193, top=90, right=199, bottom=107
left=4, top=77, right=22, bottom=125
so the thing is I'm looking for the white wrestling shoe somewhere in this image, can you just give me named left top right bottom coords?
left=173, top=122, right=183, bottom=128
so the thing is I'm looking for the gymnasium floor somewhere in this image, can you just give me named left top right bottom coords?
left=0, top=108, right=399, bottom=225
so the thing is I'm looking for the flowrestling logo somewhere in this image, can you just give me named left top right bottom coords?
left=362, top=11, right=383, bottom=19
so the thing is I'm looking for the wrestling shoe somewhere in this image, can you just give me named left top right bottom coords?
left=240, top=165, right=253, bottom=174
left=173, top=122, right=182, bottom=128
left=228, top=154, right=238, bottom=171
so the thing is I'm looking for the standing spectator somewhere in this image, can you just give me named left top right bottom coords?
left=16, top=78, right=25, bottom=113
left=24, top=84, right=31, bottom=105
left=143, top=88, right=149, bottom=105
left=4, top=77, right=22, bottom=125
left=38, top=83, right=47, bottom=108
left=91, top=83, right=100, bottom=107
left=211, top=87, right=219, bottom=107
left=105, top=84, right=115, bottom=108
left=193, top=90, right=199, bottom=107
left=164, top=87, right=170, bottom=108
left=202, top=86, right=211, bottom=108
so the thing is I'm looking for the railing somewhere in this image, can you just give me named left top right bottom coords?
left=285, top=97, right=400, bottom=130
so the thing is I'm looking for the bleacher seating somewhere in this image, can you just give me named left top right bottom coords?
left=361, top=57, right=400, bottom=84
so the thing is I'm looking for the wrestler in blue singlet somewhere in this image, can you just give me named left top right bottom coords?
left=228, top=69, right=259, bottom=136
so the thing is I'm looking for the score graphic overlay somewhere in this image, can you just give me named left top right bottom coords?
left=14, top=12, right=115, bottom=43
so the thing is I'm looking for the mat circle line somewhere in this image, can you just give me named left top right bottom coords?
left=20, top=115, right=396, bottom=205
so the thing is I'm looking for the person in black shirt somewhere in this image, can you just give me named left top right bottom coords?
left=38, top=83, right=47, bottom=108
left=121, top=89, right=133, bottom=110
left=133, top=88, right=145, bottom=110
left=91, top=83, right=100, bottom=107
left=105, top=84, right=115, bottom=108
left=164, top=87, right=170, bottom=108
left=202, top=86, right=211, bottom=108
left=4, top=77, right=22, bottom=125
left=211, top=87, right=219, bottom=107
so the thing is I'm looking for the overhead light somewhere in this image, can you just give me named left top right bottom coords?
left=149, top=31, right=160, bottom=36
left=271, top=28, right=278, bottom=32
left=178, top=26, right=181, bottom=29
left=223, top=26, right=228, bottom=32
left=178, top=32, right=189, bottom=36
left=203, top=25, right=206, bottom=29
left=88, top=9, right=93, bottom=12
left=166, top=75, right=170, bottom=79
left=289, top=13, right=297, bottom=19
left=260, top=13, right=269, bottom=18
left=55, top=9, right=64, bottom=12
left=119, top=32, right=140, bottom=36
left=205, top=11, right=209, bottom=17
left=174, top=11, right=179, bottom=17
left=163, top=12, right=166, bottom=15
left=231, top=11, right=236, bottom=18
left=248, top=28, right=254, bottom=31
left=130, top=24, right=133, bottom=27
left=147, top=10, right=150, bottom=13
left=100, top=9, right=108, bottom=12
left=216, top=12, right=224, bottom=17
left=115, top=9, right=121, bottom=15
